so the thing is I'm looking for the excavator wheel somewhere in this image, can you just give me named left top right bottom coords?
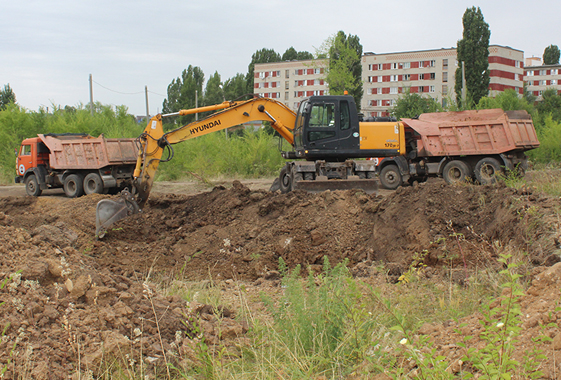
left=279, top=166, right=292, bottom=194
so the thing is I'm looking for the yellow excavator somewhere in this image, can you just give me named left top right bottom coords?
left=95, top=95, right=405, bottom=237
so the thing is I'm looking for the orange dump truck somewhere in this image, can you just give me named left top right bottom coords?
left=15, top=133, right=138, bottom=197
left=377, top=109, right=540, bottom=189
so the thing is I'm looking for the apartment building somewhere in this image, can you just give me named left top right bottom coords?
left=253, top=59, right=328, bottom=110
left=524, top=64, right=561, bottom=99
left=361, top=45, right=524, bottom=118
left=253, top=45, right=524, bottom=116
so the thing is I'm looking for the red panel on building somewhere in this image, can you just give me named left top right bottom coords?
left=307, top=80, right=314, bottom=86
left=383, top=63, right=391, bottom=70
left=383, top=76, right=390, bottom=82
left=272, top=71, right=277, bottom=77
left=488, top=56, right=516, bottom=67
left=254, top=72, right=259, bottom=78
left=254, top=83, right=259, bottom=88
left=489, top=70, right=515, bottom=80
left=382, top=87, right=390, bottom=94
left=307, top=91, right=314, bottom=97
left=411, top=74, right=419, bottom=80
left=271, top=82, right=276, bottom=88
left=411, top=62, right=419, bottom=69
left=307, top=69, right=314, bottom=75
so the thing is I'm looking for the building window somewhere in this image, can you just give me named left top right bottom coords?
left=442, top=85, right=448, bottom=95
left=419, top=86, right=425, bottom=92
left=552, top=69, right=559, bottom=75
left=540, top=70, right=547, bottom=76
left=285, top=70, right=289, bottom=78
left=443, top=59, right=448, bottom=69
left=515, top=61, right=521, bottom=68
left=404, top=62, right=410, bottom=69
left=527, top=71, right=533, bottom=76
left=540, top=80, right=547, bottom=86
left=429, top=86, right=435, bottom=93
left=443, top=72, right=448, bottom=83
left=539, top=90, right=543, bottom=96
left=378, top=75, right=382, bottom=82
left=429, top=60, right=435, bottom=67
left=285, top=81, right=289, bottom=90
left=285, top=92, right=289, bottom=100
left=403, top=74, right=410, bottom=81
left=430, top=73, right=436, bottom=80
left=391, top=63, right=398, bottom=70
left=419, top=61, right=424, bottom=68
left=552, top=79, right=558, bottom=85
left=390, top=75, right=398, bottom=82
left=390, top=87, right=398, bottom=94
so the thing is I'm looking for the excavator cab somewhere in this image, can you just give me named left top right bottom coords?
left=292, top=95, right=362, bottom=161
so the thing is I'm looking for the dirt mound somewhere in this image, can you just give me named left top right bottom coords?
left=0, top=180, right=559, bottom=377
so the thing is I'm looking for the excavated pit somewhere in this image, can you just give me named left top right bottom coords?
left=1, top=178, right=560, bottom=378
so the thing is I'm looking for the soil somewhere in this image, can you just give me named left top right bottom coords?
left=1, top=177, right=561, bottom=378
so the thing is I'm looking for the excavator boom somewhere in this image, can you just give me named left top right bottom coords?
left=95, top=97, right=296, bottom=238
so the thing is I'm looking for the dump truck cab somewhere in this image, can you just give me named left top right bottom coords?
left=15, top=136, right=51, bottom=184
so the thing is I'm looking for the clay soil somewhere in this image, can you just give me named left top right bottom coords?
left=1, top=177, right=561, bottom=378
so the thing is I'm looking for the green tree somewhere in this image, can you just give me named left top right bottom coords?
left=245, top=48, right=281, bottom=94
left=0, top=84, right=16, bottom=110
left=536, top=88, right=561, bottom=124
left=477, top=89, right=534, bottom=113
left=325, top=31, right=363, bottom=109
left=282, top=47, right=314, bottom=61
left=391, top=88, right=441, bottom=119
left=223, top=73, right=248, bottom=101
left=162, top=65, right=205, bottom=126
left=455, top=6, right=491, bottom=107
left=543, top=45, right=560, bottom=65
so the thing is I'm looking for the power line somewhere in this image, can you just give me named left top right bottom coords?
left=92, top=80, right=144, bottom=95
left=147, top=90, right=167, bottom=98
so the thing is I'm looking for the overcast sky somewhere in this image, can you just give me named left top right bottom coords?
left=2, top=0, right=559, bottom=116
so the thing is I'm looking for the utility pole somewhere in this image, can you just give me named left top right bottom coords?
left=145, top=86, right=150, bottom=119
left=89, top=74, right=94, bottom=115
left=195, top=90, right=198, bottom=121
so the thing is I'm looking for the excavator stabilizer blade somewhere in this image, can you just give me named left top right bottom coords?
left=95, top=189, right=140, bottom=239
left=293, top=178, right=378, bottom=194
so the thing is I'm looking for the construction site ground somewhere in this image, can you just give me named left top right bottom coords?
left=1, top=173, right=561, bottom=378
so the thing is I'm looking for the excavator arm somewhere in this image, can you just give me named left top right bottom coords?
left=96, top=97, right=296, bottom=238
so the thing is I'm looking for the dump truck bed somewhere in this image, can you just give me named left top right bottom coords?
left=39, top=134, right=138, bottom=170
left=401, top=109, right=540, bottom=157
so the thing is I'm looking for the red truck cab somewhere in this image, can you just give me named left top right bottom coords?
left=15, top=137, right=50, bottom=186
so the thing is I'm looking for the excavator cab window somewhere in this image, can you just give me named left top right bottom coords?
left=340, top=101, right=350, bottom=130
left=308, top=103, right=336, bottom=142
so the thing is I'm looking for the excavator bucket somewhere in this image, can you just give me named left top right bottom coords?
left=95, top=189, right=140, bottom=239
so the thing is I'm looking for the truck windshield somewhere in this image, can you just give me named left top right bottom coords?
left=20, top=145, right=31, bottom=156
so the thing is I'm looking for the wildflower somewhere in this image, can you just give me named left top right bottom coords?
left=400, top=338, right=408, bottom=345
left=496, top=322, right=504, bottom=328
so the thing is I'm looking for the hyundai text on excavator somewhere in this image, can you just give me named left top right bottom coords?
left=95, top=94, right=405, bottom=237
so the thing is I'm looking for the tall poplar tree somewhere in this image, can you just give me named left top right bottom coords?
left=454, top=7, right=490, bottom=107
left=245, top=48, right=281, bottom=94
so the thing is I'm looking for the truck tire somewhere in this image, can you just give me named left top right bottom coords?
left=64, top=174, right=84, bottom=198
left=474, top=157, right=502, bottom=185
left=379, top=164, right=402, bottom=190
left=83, top=173, right=104, bottom=195
left=442, top=160, right=470, bottom=185
left=279, top=166, right=292, bottom=194
left=25, top=175, right=42, bottom=197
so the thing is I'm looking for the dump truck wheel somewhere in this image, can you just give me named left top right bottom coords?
left=474, top=157, right=501, bottom=185
left=379, top=164, right=402, bottom=190
left=25, top=175, right=42, bottom=197
left=443, top=160, right=470, bottom=185
left=64, top=174, right=84, bottom=198
left=84, top=173, right=104, bottom=195
left=279, top=166, right=292, bottom=194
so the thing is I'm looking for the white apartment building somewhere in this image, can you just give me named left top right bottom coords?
left=253, top=45, right=525, bottom=116
left=524, top=64, right=561, bottom=99
left=253, top=59, right=328, bottom=110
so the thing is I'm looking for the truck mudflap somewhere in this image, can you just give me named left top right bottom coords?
left=293, top=178, right=378, bottom=194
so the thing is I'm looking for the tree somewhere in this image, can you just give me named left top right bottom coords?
left=0, top=84, right=16, bottom=110
left=543, top=45, right=560, bottom=65
left=223, top=73, right=247, bottom=101
left=536, top=88, right=561, bottom=123
left=245, top=48, right=281, bottom=94
left=476, top=89, right=533, bottom=113
left=162, top=65, right=205, bottom=126
left=391, top=89, right=441, bottom=119
left=325, top=31, right=363, bottom=109
left=282, top=47, right=314, bottom=61
left=455, top=7, right=491, bottom=107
